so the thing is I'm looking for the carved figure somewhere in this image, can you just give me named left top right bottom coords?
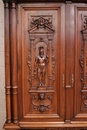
left=35, top=46, right=48, bottom=87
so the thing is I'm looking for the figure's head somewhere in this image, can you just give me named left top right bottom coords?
left=39, top=46, right=44, bottom=57
left=39, top=93, right=45, bottom=100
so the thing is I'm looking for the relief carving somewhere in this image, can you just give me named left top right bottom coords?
left=28, top=15, right=55, bottom=112
left=84, top=18, right=87, bottom=29
left=35, top=46, right=49, bottom=88
left=80, top=14, right=87, bottom=111
left=79, top=47, right=84, bottom=88
left=31, top=93, right=53, bottom=112
left=82, top=93, right=87, bottom=108
left=82, top=14, right=87, bottom=30
left=31, top=16, right=53, bottom=29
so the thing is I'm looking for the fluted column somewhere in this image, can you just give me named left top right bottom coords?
left=10, top=1, right=18, bottom=123
left=4, top=1, right=11, bottom=124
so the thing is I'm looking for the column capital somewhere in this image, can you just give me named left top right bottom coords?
left=3, top=0, right=17, bottom=8
left=4, top=2, right=9, bottom=8
left=3, top=0, right=10, bottom=8
left=10, top=0, right=17, bottom=9
left=3, top=0, right=9, bottom=3
left=3, top=0, right=17, bottom=3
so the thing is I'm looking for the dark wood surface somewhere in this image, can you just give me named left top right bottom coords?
left=14, top=0, right=87, bottom=3
left=3, top=0, right=87, bottom=130
left=2, top=0, right=87, bottom=3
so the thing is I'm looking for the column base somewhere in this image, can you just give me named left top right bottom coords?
left=3, top=122, right=20, bottom=130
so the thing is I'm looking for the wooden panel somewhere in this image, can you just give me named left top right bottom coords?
left=72, top=4, right=87, bottom=122
left=65, top=3, right=74, bottom=122
left=17, top=3, right=65, bottom=124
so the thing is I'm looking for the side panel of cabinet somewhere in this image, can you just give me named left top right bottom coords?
left=17, top=3, right=65, bottom=126
left=72, top=4, right=87, bottom=122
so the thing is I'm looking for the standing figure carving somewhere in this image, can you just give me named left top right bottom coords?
left=35, top=46, right=49, bottom=87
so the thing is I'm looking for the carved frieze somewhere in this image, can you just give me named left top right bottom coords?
left=28, top=15, right=55, bottom=112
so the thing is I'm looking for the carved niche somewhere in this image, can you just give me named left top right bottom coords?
left=80, top=14, right=87, bottom=111
left=27, top=15, right=55, bottom=112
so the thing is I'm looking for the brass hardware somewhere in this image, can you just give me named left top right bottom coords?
left=66, top=85, right=71, bottom=88
left=63, top=74, right=65, bottom=87
left=71, top=74, right=74, bottom=87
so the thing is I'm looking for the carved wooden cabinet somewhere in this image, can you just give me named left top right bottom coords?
left=3, top=0, right=87, bottom=130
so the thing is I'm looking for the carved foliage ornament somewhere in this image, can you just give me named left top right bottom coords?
left=31, top=16, right=53, bottom=29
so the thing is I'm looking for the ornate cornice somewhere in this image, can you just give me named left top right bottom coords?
left=3, top=0, right=17, bottom=3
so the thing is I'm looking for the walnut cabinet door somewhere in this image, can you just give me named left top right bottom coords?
left=17, top=3, right=65, bottom=127
left=16, top=3, right=87, bottom=128
left=64, top=3, right=87, bottom=123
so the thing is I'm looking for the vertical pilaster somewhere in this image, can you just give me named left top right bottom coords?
left=4, top=1, right=11, bottom=124
left=30, top=37, right=35, bottom=78
left=48, top=36, right=53, bottom=89
left=48, top=39, right=52, bottom=76
left=10, top=1, right=18, bottom=123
